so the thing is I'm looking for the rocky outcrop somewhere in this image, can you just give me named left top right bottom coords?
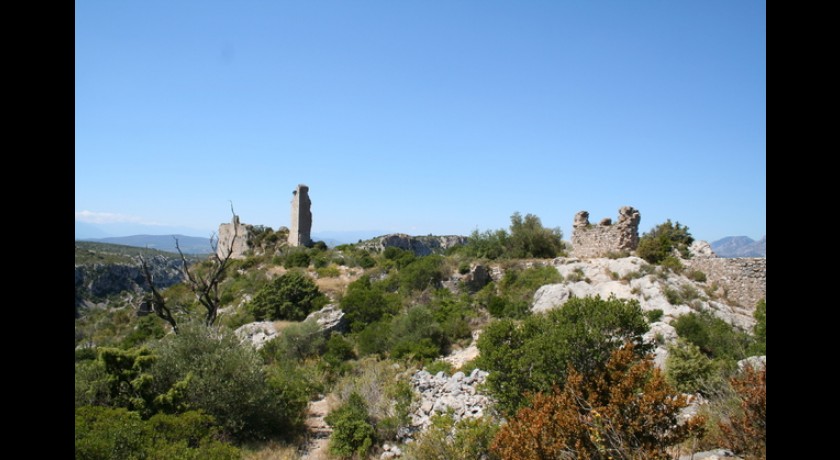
left=358, top=234, right=467, bottom=256
left=571, top=206, right=641, bottom=258
left=304, top=304, right=347, bottom=335
left=689, top=240, right=717, bottom=258
left=235, top=321, right=278, bottom=349
left=405, top=369, right=493, bottom=440
left=530, top=257, right=756, bottom=330
left=642, top=322, right=679, bottom=369
left=737, top=355, right=766, bottom=371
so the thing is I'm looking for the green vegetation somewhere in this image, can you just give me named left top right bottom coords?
left=248, top=270, right=327, bottom=321
left=459, top=212, right=565, bottom=260
left=752, top=299, right=766, bottom=355
left=666, top=339, right=719, bottom=395
left=476, top=296, right=650, bottom=414
left=478, top=265, right=563, bottom=318
left=405, top=413, right=500, bottom=460
left=324, top=392, right=376, bottom=458
left=672, top=310, right=750, bottom=361
left=636, top=219, right=694, bottom=264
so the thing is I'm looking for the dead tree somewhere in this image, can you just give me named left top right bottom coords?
left=138, top=205, right=239, bottom=332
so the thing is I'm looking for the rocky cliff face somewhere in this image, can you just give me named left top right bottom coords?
left=357, top=234, right=467, bottom=256
left=75, top=255, right=185, bottom=315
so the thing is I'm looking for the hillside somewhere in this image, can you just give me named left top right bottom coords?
left=79, top=234, right=215, bottom=254
left=76, top=223, right=765, bottom=460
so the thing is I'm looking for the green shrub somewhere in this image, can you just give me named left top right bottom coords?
left=672, top=310, right=750, bottom=361
left=666, top=339, right=718, bottom=395
left=637, top=220, right=694, bottom=264
left=261, top=320, right=325, bottom=363
left=688, top=270, right=708, bottom=282
left=477, top=296, right=650, bottom=415
left=150, top=324, right=308, bottom=441
left=357, top=252, right=376, bottom=269
left=459, top=212, right=565, bottom=260
left=404, top=413, right=500, bottom=460
left=458, top=261, right=471, bottom=275
left=645, top=309, right=664, bottom=323
left=340, top=276, right=398, bottom=332
left=316, top=264, right=341, bottom=278
left=660, top=255, right=685, bottom=273
left=383, top=246, right=417, bottom=269
left=390, top=306, right=446, bottom=361
left=75, top=406, right=241, bottom=460
left=248, top=270, right=326, bottom=321
left=399, top=255, right=446, bottom=293
left=482, top=265, right=563, bottom=319
left=356, top=320, right=393, bottom=357
left=325, top=392, right=376, bottom=458
left=424, top=359, right=454, bottom=376
left=283, top=251, right=311, bottom=269
left=322, top=332, right=357, bottom=376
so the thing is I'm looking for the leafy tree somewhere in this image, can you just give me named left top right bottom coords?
left=460, top=212, right=565, bottom=260
left=491, top=345, right=703, bottom=460
left=665, top=339, right=718, bottom=395
left=340, top=276, right=398, bottom=332
left=636, top=219, right=694, bottom=264
left=477, top=296, right=650, bottom=414
left=672, top=310, right=750, bottom=361
left=390, top=306, right=447, bottom=361
left=248, top=270, right=326, bottom=321
left=752, top=299, right=766, bottom=355
left=325, top=392, right=376, bottom=459
left=507, top=212, right=565, bottom=259
left=95, top=347, right=158, bottom=415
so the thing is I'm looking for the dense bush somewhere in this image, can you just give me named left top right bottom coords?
left=672, top=310, right=750, bottom=361
left=75, top=406, right=241, bottom=460
left=481, top=265, right=563, bottom=318
left=390, top=306, right=447, bottom=361
left=491, top=345, right=702, bottom=460
left=477, top=296, right=650, bottom=414
left=382, top=246, right=417, bottom=269
left=405, top=413, right=500, bottom=460
left=666, top=339, right=719, bottom=395
left=248, top=270, right=326, bottom=321
left=325, top=392, right=376, bottom=458
left=283, top=250, right=311, bottom=269
left=636, top=219, right=694, bottom=264
left=261, top=320, right=326, bottom=363
left=399, top=255, right=446, bottom=293
left=150, top=324, right=309, bottom=441
left=340, top=276, right=398, bottom=332
left=460, top=212, right=565, bottom=260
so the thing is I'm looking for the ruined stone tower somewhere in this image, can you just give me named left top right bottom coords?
left=288, top=184, right=312, bottom=247
left=217, top=214, right=250, bottom=259
left=570, top=206, right=641, bottom=258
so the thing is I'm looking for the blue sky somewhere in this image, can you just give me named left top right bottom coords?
left=75, top=1, right=765, bottom=243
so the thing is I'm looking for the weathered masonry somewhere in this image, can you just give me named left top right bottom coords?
left=570, top=206, right=641, bottom=258
left=288, top=184, right=312, bottom=247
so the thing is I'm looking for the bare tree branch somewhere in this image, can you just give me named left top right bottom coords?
left=138, top=253, right=179, bottom=334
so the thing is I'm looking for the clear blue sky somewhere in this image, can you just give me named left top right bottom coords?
left=75, top=1, right=765, bottom=243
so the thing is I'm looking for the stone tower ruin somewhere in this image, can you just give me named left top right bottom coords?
left=288, top=184, right=312, bottom=247
left=217, top=214, right=250, bottom=260
left=571, top=206, right=641, bottom=258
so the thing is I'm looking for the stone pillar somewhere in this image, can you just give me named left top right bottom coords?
left=288, top=184, right=312, bottom=247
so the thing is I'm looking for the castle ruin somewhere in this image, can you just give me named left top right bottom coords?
left=217, top=214, right=251, bottom=260
left=288, top=184, right=312, bottom=247
left=570, top=206, right=641, bottom=258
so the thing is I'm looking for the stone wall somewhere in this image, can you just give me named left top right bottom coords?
left=683, top=257, right=766, bottom=309
left=289, top=184, right=312, bottom=247
left=217, top=215, right=252, bottom=259
left=570, top=206, right=641, bottom=258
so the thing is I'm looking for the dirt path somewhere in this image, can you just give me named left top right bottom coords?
left=299, top=396, right=332, bottom=460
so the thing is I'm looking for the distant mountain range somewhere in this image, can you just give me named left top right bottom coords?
left=79, top=235, right=216, bottom=255
left=710, top=235, right=766, bottom=258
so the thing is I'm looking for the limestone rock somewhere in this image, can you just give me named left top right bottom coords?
left=235, top=321, right=278, bottom=349
left=305, top=304, right=347, bottom=334
left=689, top=240, right=717, bottom=258
left=358, top=234, right=467, bottom=256
left=463, top=264, right=491, bottom=292
left=737, top=355, right=766, bottom=371
left=643, top=322, right=678, bottom=368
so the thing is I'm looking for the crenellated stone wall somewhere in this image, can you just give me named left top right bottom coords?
left=289, top=184, right=312, bottom=247
left=217, top=215, right=252, bottom=259
left=570, top=206, right=641, bottom=258
left=683, top=257, right=766, bottom=308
